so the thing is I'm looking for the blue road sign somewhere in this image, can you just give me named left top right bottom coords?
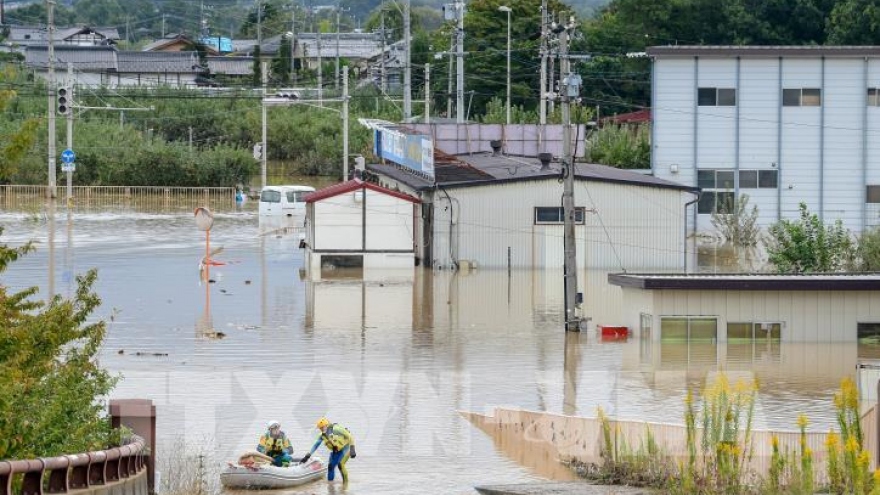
left=61, top=148, right=75, bottom=164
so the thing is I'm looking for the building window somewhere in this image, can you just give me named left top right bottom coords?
left=698, top=87, right=736, bottom=106
left=660, top=317, right=717, bottom=343
left=783, top=88, right=822, bottom=107
left=534, top=207, right=585, bottom=225
left=727, top=322, right=782, bottom=342
left=869, top=89, right=880, bottom=107
left=697, top=169, right=778, bottom=214
left=867, top=186, right=880, bottom=203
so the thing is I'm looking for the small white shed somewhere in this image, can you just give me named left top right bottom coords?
left=304, top=179, right=420, bottom=277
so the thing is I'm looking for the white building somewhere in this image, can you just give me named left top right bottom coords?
left=303, top=179, right=420, bottom=278
left=649, top=45, right=880, bottom=234
left=610, top=273, right=880, bottom=343
left=368, top=150, right=698, bottom=272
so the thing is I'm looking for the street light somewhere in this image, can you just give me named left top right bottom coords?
left=498, top=5, right=511, bottom=125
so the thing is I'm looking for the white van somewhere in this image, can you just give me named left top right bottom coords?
left=258, top=185, right=316, bottom=217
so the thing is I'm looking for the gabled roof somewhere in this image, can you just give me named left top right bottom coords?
left=142, top=34, right=219, bottom=55
left=305, top=179, right=420, bottom=204
left=6, top=25, right=119, bottom=45
left=117, top=51, right=202, bottom=73
left=25, top=45, right=117, bottom=70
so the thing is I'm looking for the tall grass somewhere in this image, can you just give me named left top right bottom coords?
left=582, top=375, right=880, bottom=495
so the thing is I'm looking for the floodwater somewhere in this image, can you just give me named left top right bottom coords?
left=0, top=204, right=865, bottom=495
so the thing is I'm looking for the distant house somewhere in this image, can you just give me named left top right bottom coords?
left=1, top=25, right=119, bottom=53
left=142, top=34, right=220, bottom=55
left=25, top=46, right=203, bottom=88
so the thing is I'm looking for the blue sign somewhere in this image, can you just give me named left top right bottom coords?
left=374, top=130, right=434, bottom=177
left=61, top=148, right=75, bottom=164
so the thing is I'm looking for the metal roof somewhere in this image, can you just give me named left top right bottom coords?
left=446, top=152, right=698, bottom=192
left=6, top=25, right=119, bottom=45
left=366, top=162, right=434, bottom=191
left=25, top=45, right=117, bottom=70
left=305, top=179, right=420, bottom=203
left=647, top=45, right=880, bottom=58
left=609, top=273, right=880, bottom=291
left=117, top=51, right=201, bottom=73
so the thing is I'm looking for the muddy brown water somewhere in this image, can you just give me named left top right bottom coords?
left=0, top=207, right=864, bottom=494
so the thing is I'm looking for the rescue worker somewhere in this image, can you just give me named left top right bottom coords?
left=257, top=420, right=294, bottom=467
left=300, top=417, right=356, bottom=484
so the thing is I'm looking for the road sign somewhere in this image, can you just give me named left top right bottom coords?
left=61, top=148, right=75, bottom=164
left=61, top=163, right=76, bottom=173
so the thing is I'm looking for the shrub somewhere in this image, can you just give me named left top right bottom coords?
left=764, top=202, right=856, bottom=273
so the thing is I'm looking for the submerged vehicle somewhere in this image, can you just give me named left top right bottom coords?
left=220, top=451, right=327, bottom=489
left=258, top=185, right=315, bottom=217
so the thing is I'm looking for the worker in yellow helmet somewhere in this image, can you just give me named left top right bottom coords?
left=299, top=417, right=356, bottom=484
left=256, top=420, right=294, bottom=467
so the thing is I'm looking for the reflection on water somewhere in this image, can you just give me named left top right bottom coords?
left=0, top=205, right=865, bottom=494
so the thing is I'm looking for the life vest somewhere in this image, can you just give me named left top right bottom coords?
left=320, top=424, right=353, bottom=451
left=260, top=432, right=290, bottom=455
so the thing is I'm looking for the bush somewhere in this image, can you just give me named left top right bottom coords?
left=858, top=228, right=880, bottom=271
left=764, top=202, right=856, bottom=273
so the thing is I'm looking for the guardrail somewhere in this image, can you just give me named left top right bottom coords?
left=0, top=437, right=148, bottom=495
left=0, top=185, right=252, bottom=213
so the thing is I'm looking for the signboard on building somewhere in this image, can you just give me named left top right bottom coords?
left=361, top=119, right=434, bottom=178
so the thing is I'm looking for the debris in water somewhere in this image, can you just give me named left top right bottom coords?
left=118, top=349, right=124, bottom=355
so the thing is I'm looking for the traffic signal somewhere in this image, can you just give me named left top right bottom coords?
left=57, top=87, right=70, bottom=115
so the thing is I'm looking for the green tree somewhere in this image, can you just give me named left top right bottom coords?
left=764, top=202, right=856, bottom=273
left=586, top=123, right=650, bottom=169
left=826, top=0, right=880, bottom=44
left=711, top=193, right=760, bottom=247
left=0, top=67, right=39, bottom=184
left=857, top=227, right=880, bottom=271
left=0, top=229, right=117, bottom=459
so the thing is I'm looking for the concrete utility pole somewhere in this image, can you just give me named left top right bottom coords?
left=290, top=3, right=297, bottom=85
left=454, top=0, right=465, bottom=123
left=317, top=30, right=323, bottom=104
left=342, top=65, right=349, bottom=180
left=66, top=62, right=73, bottom=204
left=424, top=63, right=430, bottom=123
left=261, top=101, right=267, bottom=189
left=380, top=6, right=387, bottom=93
left=403, top=0, right=412, bottom=120
left=539, top=0, right=547, bottom=149
left=47, top=0, right=57, bottom=199
left=559, top=16, right=582, bottom=333
left=335, top=6, right=348, bottom=89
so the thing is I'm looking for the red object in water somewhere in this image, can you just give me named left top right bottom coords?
left=599, top=325, right=629, bottom=341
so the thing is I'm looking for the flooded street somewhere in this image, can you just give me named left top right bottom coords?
left=0, top=206, right=862, bottom=494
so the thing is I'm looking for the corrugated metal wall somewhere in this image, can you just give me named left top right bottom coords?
left=649, top=289, right=880, bottom=342
left=431, top=179, right=689, bottom=271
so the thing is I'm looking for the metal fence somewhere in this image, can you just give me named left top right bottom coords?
left=0, top=185, right=255, bottom=213
left=0, top=437, right=148, bottom=495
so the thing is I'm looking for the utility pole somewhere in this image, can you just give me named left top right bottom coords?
left=65, top=62, right=73, bottom=204
left=454, top=0, right=465, bottom=123
left=290, top=3, right=297, bottom=85
left=559, top=16, right=582, bottom=332
left=447, top=31, right=453, bottom=118
left=256, top=0, right=262, bottom=49
left=424, top=63, right=430, bottom=123
left=261, top=100, right=267, bottom=189
left=539, top=0, right=547, bottom=149
left=335, top=6, right=340, bottom=90
left=380, top=6, right=386, bottom=93
left=342, top=65, right=349, bottom=180
left=403, top=0, right=412, bottom=120
left=47, top=0, right=57, bottom=199
left=317, top=30, right=323, bottom=105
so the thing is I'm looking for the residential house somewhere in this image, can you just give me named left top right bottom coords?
left=649, top=45, right=880, bottom=234
left=1, top=25, right=119, bottom=53
left=25, top=45, right=203, bottom=88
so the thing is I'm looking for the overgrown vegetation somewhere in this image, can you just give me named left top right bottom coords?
left=711, top=194, right=760, bottom=247
left=765, top=202, right=856, bottom=273
left=0, top=228, right=117, bottom=458
left=586, top=123, right=650, bottom=169
left=577, top=375, right=880, bottom=495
